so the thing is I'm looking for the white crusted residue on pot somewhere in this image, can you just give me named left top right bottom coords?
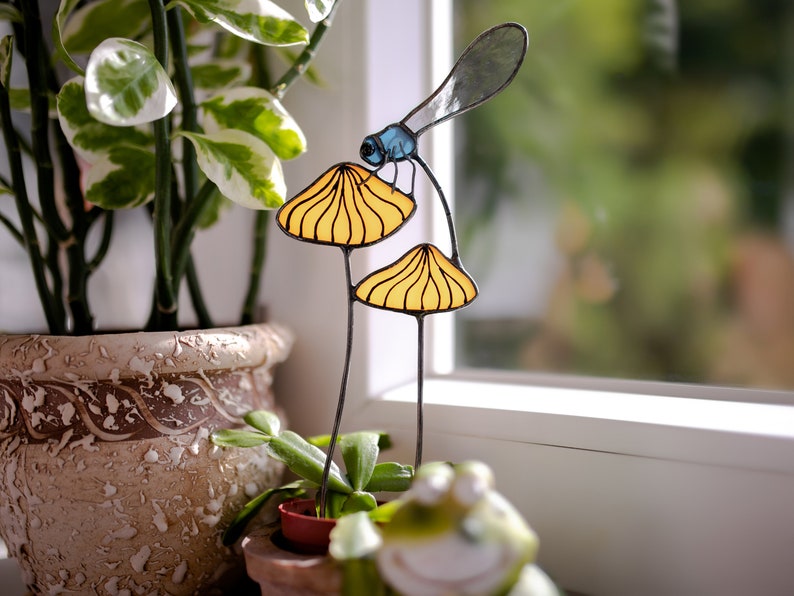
left=0, top=430, right=282, bottom=595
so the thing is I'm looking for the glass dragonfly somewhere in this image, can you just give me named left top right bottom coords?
left=277, top=22, right=528, bottom=517
left=360, top=22, right=528, bottom=257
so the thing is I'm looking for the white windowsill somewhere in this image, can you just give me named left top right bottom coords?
left=357, top=378, right=794, bottom=477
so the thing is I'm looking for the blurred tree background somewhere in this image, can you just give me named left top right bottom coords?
left=454, top=0, right=794, bottom=389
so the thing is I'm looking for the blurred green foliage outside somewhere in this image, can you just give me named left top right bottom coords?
left=454, top=0, right=794, bottom=389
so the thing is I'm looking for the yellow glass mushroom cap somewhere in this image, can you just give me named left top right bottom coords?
left=277, top=162, right=415, bottom=247
left=356, top=244, right=478, bottom=314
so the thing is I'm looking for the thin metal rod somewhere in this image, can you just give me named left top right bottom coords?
left=414, top=154, right=460, bottom=261
left=319, top=247, right=355, bottom=517
left=415, top=315, right=425, bottom=470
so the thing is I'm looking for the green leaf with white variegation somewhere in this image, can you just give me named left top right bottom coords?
left=84, top=38, right=177, bottom=126
left=8, top=89, right=57, bottom=118
left=58, top=77, right=152, bottom=163
left=53, top=0, right=84, bottom=74
left=55, top=0, right=151, bottom=76
left=177, top=130, right=286, bottom=209
left=0, top=36, right=11, bottom=89
left=84, top=145, right=155, bottom=209
left=190, top=60, right=252, bottom=92
left=176, top=0, right=309, bottom=46
left=305, top=0, right=335, bottom=23
left=195, top=184, right=231, bottom=229
left=202, top=87, right=306, bottom=160
left=0, top=5, right=22, bottom=24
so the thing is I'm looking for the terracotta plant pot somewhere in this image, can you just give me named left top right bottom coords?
left=242, top=522, right=342, bottom=596
left=278, top=498, right=336, bottom=554
left=0, top=323, right=292, bottom=595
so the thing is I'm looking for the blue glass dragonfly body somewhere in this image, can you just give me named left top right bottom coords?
left=360, top=22, right=528, bottom=170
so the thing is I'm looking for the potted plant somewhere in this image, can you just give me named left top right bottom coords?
left=208, top=21, right=563, bottom=596
left=213, top=415, right=559, bottom=596
left=210, top=409, right=413, bottom=593
left=0, top=0, right=340, bottom=593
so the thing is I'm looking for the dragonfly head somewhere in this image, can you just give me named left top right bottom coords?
left=360, top=135, right=385, bottom=167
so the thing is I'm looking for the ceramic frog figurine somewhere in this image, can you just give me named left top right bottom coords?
left=374, top=460, right=559, bottom=596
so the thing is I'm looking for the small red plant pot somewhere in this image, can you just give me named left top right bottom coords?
left=278, top=498, right=337, bottom=554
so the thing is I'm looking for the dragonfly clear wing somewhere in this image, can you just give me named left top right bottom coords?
left=402, top=23, right=528, bottom=136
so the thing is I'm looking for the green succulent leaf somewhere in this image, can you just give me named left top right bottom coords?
left=176, top=0, right=309, bottom=46
left=308, top=431, right=391, bottom=451
left=305, top=0, right=335, bottom=23
left=202, top=87, right=306, bottom=160
left=191, top=60, right=252, bottom=92
left=176, top=129, right=286, bottom=209
left=324, top=489, right=348, bottom=519
left=54, top=0, right=151, bottom=76
left=210, top=428, right=270, bottom=448
left=339, top=432, right=380, bottom=492
left=221, top=481, right=306, bottom=545
left=267, top=430, right=353, bottom=494
left=58, top=77, right=152, bottom=163
left=85, top=37, right=177, bottom=126
left=243, top=410, right=281, bottom=436
left=84, top=144, right=155, bottom=209
left=341, top=491, right=378, bottom=515
left=363, top=462, right=414, bottom=493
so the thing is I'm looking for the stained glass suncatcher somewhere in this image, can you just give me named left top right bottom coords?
left=276, top=22, right=528, bottom=515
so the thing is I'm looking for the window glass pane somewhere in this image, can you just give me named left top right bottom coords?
left=453, top=0, right=794, bottom=390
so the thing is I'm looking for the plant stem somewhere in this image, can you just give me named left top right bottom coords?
left=148, top=0, right=177, bottom=330
left=236, top=2, right=341, bottom=325
left=167, top=7, right=199, bottom=208
left=186, top=257, right=214, bottom=329
left=87, top=210, right=114, bottom=272
left=0, top=212, right=23, bottom=245
left=271, top=1, right=340, bottom=101
left=239, top=210, right=269, bottom=325
left=171, top=179, right=217, bottom=283
left=0, top=69, right=61, bottom=333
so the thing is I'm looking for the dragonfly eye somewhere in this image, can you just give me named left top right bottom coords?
left=360, top=136, right=384, bottom=166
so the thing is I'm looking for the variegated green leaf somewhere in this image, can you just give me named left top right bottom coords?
left=7, top=89, right=57, bottom=118
left=53, top=0, right=84, bottom=74
left=84, top=145, right=156, bottom=208
left=0, top=5, right=22, bottom=24
left=202, top=87, right=306, bottom=160
left=195, top=184, right=231, bottom=229
left=305, top=0, right=335, bottom=23
left=58, top=77, right=152, bottom=163
left=176, top=0, right=309, bottom=46
left=85, top=38, right=177, bottom=126
left=191, top=60, right=252, bottom=91
left=55, top=0, right=151, bottom=75
left=0, top=36, right=12, bottom=89
left=177, top=129, right=286, bottom=209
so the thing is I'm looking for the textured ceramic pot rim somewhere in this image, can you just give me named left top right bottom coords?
left=0, top=322, right=294, bottom=381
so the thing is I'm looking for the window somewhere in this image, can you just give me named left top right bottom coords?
left=269, top=2, right=794, bottom=594
left=453, top=0, right=794, bottom=395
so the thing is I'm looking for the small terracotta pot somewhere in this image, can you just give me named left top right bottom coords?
left=278, top=498, right=336, bottom=554
left=242, top=522, right=342, bottom=596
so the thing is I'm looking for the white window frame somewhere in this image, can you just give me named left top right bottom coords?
left=271, top=1, right=794, bottom=593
